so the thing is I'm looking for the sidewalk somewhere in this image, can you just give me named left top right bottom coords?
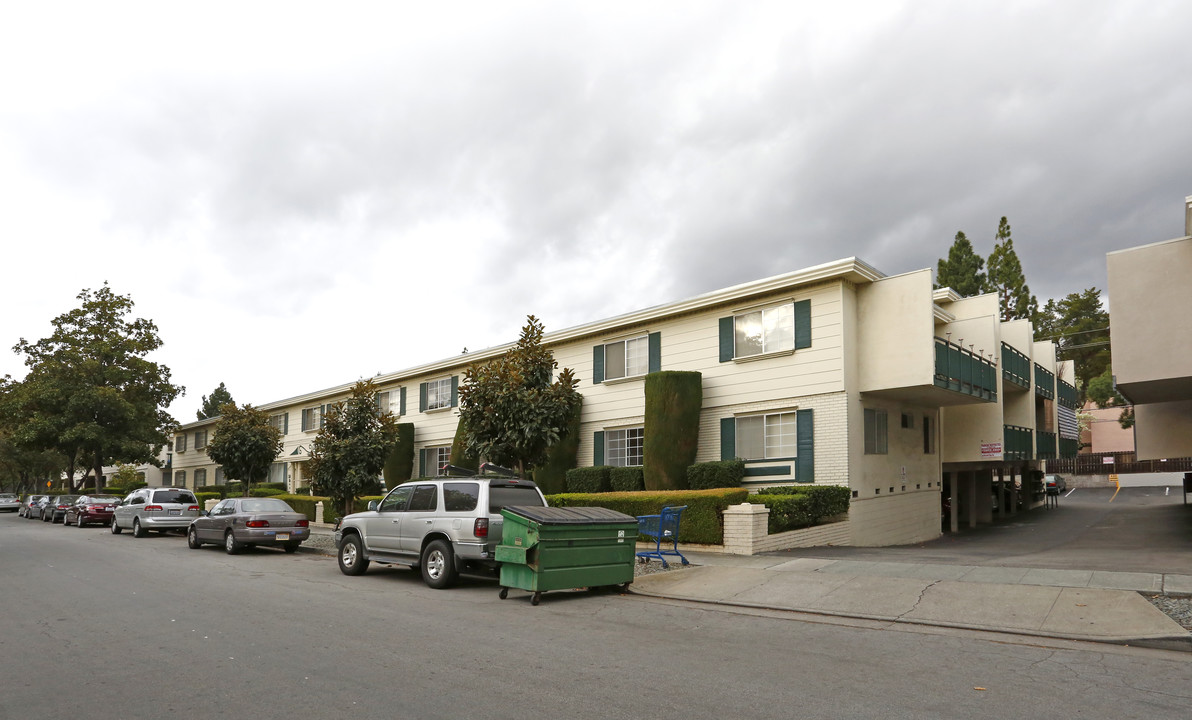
left=631, top=551, right=1192, bottom=651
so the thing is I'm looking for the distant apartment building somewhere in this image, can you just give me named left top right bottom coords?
left=169, top=257, right=1074, bottom=546
left=1107, top=196, right=1192, bottom=460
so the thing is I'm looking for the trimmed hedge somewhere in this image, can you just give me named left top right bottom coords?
left=272, top=493, right=385, bottom=525
left=533, top=401, right=583, bottom=495
left=383, top=423, right=416, bottom=487
left=643, top=371, right=702, bottom=490
left=752, top=485, right=851, bottom=534
left=565, top=466, right=612, bottom=493
left=609, top=467, right=645, bottom=492
left=687, top=460, right=745, bottom=489
left=546, top=488, right=749, bottom=545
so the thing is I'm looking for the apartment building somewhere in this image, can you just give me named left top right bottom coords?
left=169, top=256, right=1074, bottom=546
left=1106, top=196, right=1192, bottom=460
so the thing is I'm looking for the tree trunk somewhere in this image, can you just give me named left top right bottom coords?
left=93, top=450, right=105, bottom=492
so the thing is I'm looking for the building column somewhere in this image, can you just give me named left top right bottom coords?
left=949, top=472, right=959, bottom=533
left=968, top=471, right=978, bottom=529
left=1007, top=466, right=1018, bottom=517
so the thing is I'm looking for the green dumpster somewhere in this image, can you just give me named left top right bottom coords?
left=496, top=506, right=639, bottom=605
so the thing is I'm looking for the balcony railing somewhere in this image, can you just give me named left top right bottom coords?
left=1036, top=430, right=1057, bottom=460
left=1057, top=379, right=1078, bottom=410
left=1004, top=424, right=1033, bottom=461
left=1034, top=363, right=1055, bottom=399
left=1001, top=342, right=1030, bottom=389
left=934, top=338, right=997, bottom=402
left=1059, top=437, right=1079, bottom=459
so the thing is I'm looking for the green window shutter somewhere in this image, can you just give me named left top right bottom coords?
left=720, top=417, right=736, bottom=460
left=593, top=431, right=605, bottom=466
left=301, top=410, right=309, bottom=432
left=794, top=299, right=812, bottom=350
left=319, top=404, right=326, bottom=429
left=399, top=387, right=407, bottom=416
left=719, top=317, right=734, bottom=362
left=450, top=376, right=459, bottom=407
left=419, top=449, right=428, bottom=478
left=282, top=413, right=288, bottom=435
left=648, top=332, right=661, bottom=373
left=419, top=383, right=428, bottom=413
left=592, top=345, right=605, bottom=384
left=796, top=408, right=814, bottom=482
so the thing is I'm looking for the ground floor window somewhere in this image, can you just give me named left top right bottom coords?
left=194, top=468, right=207, bottom=487
left=864, top=408, right=888, bottom=454
left=606, top=427, right=644, bottom=467
left=736, top=411, right=797, bottom=459
left=173, top=470, right=186, bottom=487
left=424, top=446, right=451, bottom=476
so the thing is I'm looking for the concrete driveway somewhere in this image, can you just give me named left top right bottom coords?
left=767, top=485, right=1192, bottom=575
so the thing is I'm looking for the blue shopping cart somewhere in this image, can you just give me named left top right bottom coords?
left=635, top=505, right=689, bottom=568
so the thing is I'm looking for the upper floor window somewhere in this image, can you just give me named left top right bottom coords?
left=604, top=336, right=649, bottom=380
left=864, top=409, right=888, bottom=455
left=194, top=429, right=208, bottom=450
left=269, top=412, right=288, bottom=435
left=376, top=389, right=403, bottom=416
left=736, top=411, right=797, bottom=460
left=175, top=434, right=187, bottom=452
left=735, top=304, right=794, bottom=358
left=606, top=427, right=644, bottom=467
left=424, top=378, right=453, bottom=412
left=301, top=406, right=323, bottom=432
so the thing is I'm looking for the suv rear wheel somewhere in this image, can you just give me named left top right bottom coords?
left=338, top=535, right=369, bottom=576
left=421, top=539, right=458, bottom=589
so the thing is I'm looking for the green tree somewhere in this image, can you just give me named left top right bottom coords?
left=984, top=217, right=1038, bottom=322
left=457, top=316, right=582, bottom=479
left=206, top=403, right=283, bottom=497
left=108, top=463, right=143, bottom=491
left=1033, top=288, right=1111, bottom=394
left=10, top=284, right=182, bottom=491
left=309, top=380, right=400, bottom=516
left=197, top=382, right=236, bottom=421
left=935, top=231, right=986, bottom=296
left=0, top=381, right=65, bottom=492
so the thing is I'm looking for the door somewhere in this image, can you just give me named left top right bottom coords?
left=400, top=484, right=440, bottom=553
left=362, top=486, right=413, bottom=553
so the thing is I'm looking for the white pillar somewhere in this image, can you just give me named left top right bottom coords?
left=722, top=503, right=769, bottom=555
left=315, top=501, right=325, bottom=525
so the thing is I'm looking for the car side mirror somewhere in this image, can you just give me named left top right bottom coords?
left=367, top=500, right=378, bottom=511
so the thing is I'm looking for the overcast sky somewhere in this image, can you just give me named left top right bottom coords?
left=2, top=1, right=1189, bottom=422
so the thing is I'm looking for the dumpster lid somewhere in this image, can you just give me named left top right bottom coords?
left=503, top=506, right=637, bottom=525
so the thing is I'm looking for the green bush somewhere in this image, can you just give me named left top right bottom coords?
left=565, top=466, right=612, bottom=493
left=194, top=492, right=220, bottom=504
left=686, top=460, right=745, bottom=489
left=643, top=371, right=702, bottom=490
left=609, top=467, right=644, bottom=492
left=533, top=401, right=582, bottom=495
left=383, top=423, right=416, bottom=487
left=546, top=488, right=749, bottom=545
left=753, top=485, right=850, bottom=533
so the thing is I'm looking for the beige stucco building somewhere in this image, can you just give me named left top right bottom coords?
left=168, top=256, right=1074, bottom=546
left=1107, top=197, right=1192, bottom=460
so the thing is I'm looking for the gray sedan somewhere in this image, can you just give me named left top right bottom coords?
left=187, top=497, right=310, bottom=554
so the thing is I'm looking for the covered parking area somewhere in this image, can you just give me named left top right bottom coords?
left=940, top=461, right=1044, bottom=533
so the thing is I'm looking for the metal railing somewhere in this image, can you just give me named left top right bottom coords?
left=1048, top=452, right=1192, bottom=475
left=1036, top=431, right=1057, bottom=460
left=1003, top=424, right=1033, bottom=461
left=1057, top=379, right=1078, bottom=409
left=934, top=338, right=997, bottom=402
left=1001, top=342, right=1030, bottom=389
left=1034, top=363, right=1055, bottom=399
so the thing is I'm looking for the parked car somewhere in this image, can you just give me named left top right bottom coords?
left=1044, top=474, right=1067, bottom=494
left=63, top=495, right=122, bottom=527
left=42, top=495, right=80, bottom=523
left=187, top=497, right=311, bottom=554
left=111, top=487, right=201, bottom=537
left=0, top=493, right=21, bottom=512
left=19, top=495, right=48, bottom=519
left=334, top=471, right=548, bottom=588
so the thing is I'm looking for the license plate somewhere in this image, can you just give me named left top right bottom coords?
left=168, top=509, right=181, bottom=516
left=276, top=533, right=289, bottom=541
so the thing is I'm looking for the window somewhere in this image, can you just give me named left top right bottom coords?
left=606, top=428, right=644, bottom=467
left=173, top=470, right=187, bottom=487
left=443, top=483, right=480, bottom=512
left=379, top=486, right=413, bottom=513
left=194, top=429, right=207, bottom=450
left=864, top=409, right=888, bottom=455
left=215, top=467, right=225, bottom=484
left=268, top=462, right=287, bottom=485
left=923, top=415, right=935, bottom=454
left=269, top=412, right=288, bottom=434
left=604, top=336, right=649, bottom=380
left=194, top=468, right=207, bottom=487
left=901, top=413, right=914, bottom=429
left=376, top=389, right=403, bottom=416
left=175, top=434, right=187, bottom=452
left=301, top=406, right=322, bottom=432
left=735, top=304, right=794, bottom=358
left=422, top=446, right=450, bottom=476
left=408, top=485, right=438, bottom=512
left=736, top=412, right=798, bottom=460
left=425, top=378, right=452, bottom=411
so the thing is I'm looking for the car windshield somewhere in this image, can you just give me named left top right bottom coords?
left=489, top=485, right=545, bottom=513
left=240, top=499, right=294, bottom=513
left=152, top=489, right=197, bottom=504
left=58, top=496, right=80, bottom=503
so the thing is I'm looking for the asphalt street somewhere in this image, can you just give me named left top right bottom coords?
left=2, top=511, right=1190, bottom=720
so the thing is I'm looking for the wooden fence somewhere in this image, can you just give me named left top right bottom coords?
left=1047, top=451, right=1192, bottom=476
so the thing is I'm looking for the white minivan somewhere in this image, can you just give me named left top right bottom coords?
left=112, top=487, right=201, bottom=537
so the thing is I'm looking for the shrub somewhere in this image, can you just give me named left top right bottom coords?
left=546, top=488, right=749, bottom=545
left=533, top=400, right=582, bottom=495
left=194, top=492, right=220, bottom=505
left=609, top=467, right=645, bottom=492
left=752, top=485, right=851, bottom=533
left=383, top=423, right=416, bottom=487
left=687, top=460, right=745, bottom=489
left=644, top=371, right=702, bottom=490
left=565, top=466, right=612, bottom=493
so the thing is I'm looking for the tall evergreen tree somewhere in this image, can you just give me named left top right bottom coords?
left=197, top=382, right=235, bottom=420
left=984, top=217, right=1038, bottom=321
left=935, top=231, right=986, bottom=296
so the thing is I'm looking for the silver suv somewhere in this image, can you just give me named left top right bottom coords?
left=334, top=474, right=547, bottom=588
left=111, top=487, right=201, bottom=537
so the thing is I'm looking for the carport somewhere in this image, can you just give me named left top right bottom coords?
left=941, top=462, right=1044, bottom=533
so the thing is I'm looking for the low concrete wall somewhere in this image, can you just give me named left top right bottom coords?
left=722, top=502, right=851, bottom=555
left=1068, top=472, right=1190, bottom=488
